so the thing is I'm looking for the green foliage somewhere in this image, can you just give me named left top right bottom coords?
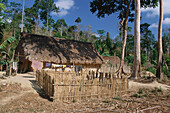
left=146, top=67, right=156, bottom=75
left=163, top=66, right=170, bottom=78
left=0, top=36, right=18, bottom=68
left=38, top=0, right=59, bottom=31
left=0, top=3, right=5, bottom=11
left=90, top=0, right=158, bottom=22
left=102, top=99, right=110, bottom=103
left=90, top=0, right=135, bottom=22
left=53, top=32, right=62, bottom=38
left=113, top=97, right=120, bottom=100
left=132, top=88, right=150, bottom=98
left=125, top=54, right=134, bottom=65
left=139, top=88, right=145, bottom=94
left=102, top=52, right=111, bottom=57
left=141, top=55, right=147, bottom=65
left=75, top=17, right=81, bottom=23
left=151, top=87, right=163, bottom=94
left=140, top=23, right=155, bottom=63
left=53, top=19, right=67, bottom=32
left=162, top=28, right=170, bottom=55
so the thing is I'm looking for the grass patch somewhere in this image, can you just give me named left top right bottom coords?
left=131, top=88, right=148, bottom=98
left=102, top=99, right=110, bottom=103
left=151, top=87, right=163, bottom=94
left=113, top=97, right=120, bottom=100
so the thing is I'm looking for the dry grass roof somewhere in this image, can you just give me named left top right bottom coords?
left=102, top=56, right=120, bottom=65
left=15, top=33, right=103, bottom=65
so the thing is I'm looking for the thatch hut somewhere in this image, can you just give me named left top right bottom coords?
left=15, top=33, right=103, bottom=72
left=101, top=56, right=131, bottom=73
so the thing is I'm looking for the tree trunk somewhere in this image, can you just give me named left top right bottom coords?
left=21, top=0, right=25, bottom=33
left=156, top=0, right=163, bottom=79
left=47, top=12, right=49, bottom=35
left=14, top=29, right=15, bottom=38
left=118, top=0, right=131, bottom=77
left=61, top=26, right=63, bottom=36
left=131, top=0, right=141, bottom=79
left=38, top=8, right=40, bottom=34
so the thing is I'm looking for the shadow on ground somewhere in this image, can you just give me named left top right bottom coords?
left=22, top=76, right=35, bottom=78
left=29, top=80, right=52, bottom=101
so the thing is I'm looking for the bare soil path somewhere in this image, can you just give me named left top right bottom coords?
left=129, top=80, right=170, bottom=91
left=0, top=72, right=43, bottom=106
left=0, top=72, right=170, bottom=112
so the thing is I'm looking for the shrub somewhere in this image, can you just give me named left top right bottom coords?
left=146, top=67, right=156, bottom=75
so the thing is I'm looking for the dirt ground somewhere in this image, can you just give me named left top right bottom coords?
left=0, top=72, right=170, bottom=113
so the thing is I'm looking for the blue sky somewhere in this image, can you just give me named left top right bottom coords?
left=10, top=0, right=170, bottom=39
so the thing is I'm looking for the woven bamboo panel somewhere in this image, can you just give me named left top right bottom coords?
left=36, top=68, right=128, bottom=102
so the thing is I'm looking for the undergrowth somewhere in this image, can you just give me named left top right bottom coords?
left=131, top=87, right=163, bottom=98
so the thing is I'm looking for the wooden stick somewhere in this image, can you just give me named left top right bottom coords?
left=140, top=106, right=160, bottom=112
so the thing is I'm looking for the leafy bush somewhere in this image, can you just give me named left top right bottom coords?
left=53, top=32, right=62, bottom=38
left=146, top=67, right=156, bottom=75
left=163, top=66, right=170, bottom=78
left=151, top=87, right=163, bottom=94
left=125, top=54, right=134, bottom=64
left=131, top=88, right=148, bottom=98
left=141, top=55, right=147, bottom=65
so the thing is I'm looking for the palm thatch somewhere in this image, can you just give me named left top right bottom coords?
left=15, top=33, right=103, bottom=65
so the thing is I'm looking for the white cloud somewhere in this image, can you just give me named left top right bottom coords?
left=54, top=0, right=74, bottom=16
left=141, top=0, right=170, bottom=18
left=149, top=23, right=158, bottom=28
left=163, top=18, right=170, bottom=24
left=149, top=18, right=170, bottom=29
left=92, top=33, right=100, bottom=37
left=52, top=10, right=68, bottom=17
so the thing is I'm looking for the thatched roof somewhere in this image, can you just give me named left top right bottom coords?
left=102, top=56, right=120, bottom=65
left=15, top=33, right=103, bottom=65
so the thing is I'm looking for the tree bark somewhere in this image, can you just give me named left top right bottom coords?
left=61, top=26, right=63, bottom=36
left=131, top=0, right=141, bottom=79
left=21, top=0, right=25, bottom=33
left=156, top=0, right=163, bottom=79
left=47, top=12, right=49, bottom=35
left=118, top=0, right=131, bottom=77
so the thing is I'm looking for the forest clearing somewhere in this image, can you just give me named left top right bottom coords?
left=0, top=0, right=170, bottom=112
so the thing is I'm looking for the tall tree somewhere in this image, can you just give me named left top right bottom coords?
left=156, top=0, right=163, bottom=79
left=87, top=25, right=92, bottom=42
left=25, top=7, right=38, bottom=33
left=90, top=0, right=134, bottom=76
left=75, top=17, right=82, bottom=40
left=118, top=0, right=132, bottom=76
left=90, top=0, right=158, bottom=78
left=32, top=0, right=43, bottom=34
left=53, top=19, right=67, bottom=36
left=2, top=1, right=22, bottom=38
left=94, top=30, right=106, bottom=55
left=0, top=1, right=5, bottom=39
left=106, top=32, right=113, bottom=55
left=140, top=23, right=155, bottom=62
left=21, top=0, right=24, bottom=33
left=131, top=0, right=141, bottom=79
left=162, top=28, right=170, bottom=56
left=39, top=0, right=59, bottom=35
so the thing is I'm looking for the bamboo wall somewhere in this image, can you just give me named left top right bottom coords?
left=36, top=68, right=128, bottom=102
